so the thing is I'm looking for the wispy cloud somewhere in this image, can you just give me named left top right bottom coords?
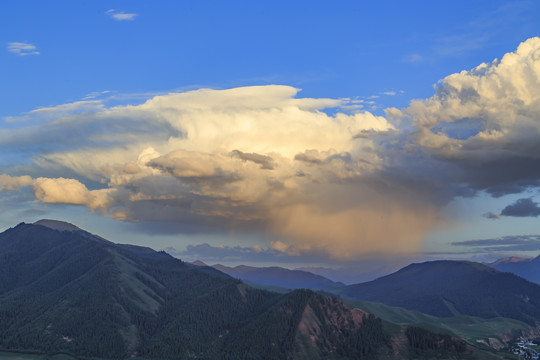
left=482, top=212, right=500, bottom=220
left=7, top=42, right=39, bottom=56
left=403, top=53, right=423, bottom=63
left=166, top=243, right=298, bottom=264
left=106, top=9, right=138, bottom=21
left=83, top=90, right=111, bottom=100
left=452, top=235, right=540, bottom=252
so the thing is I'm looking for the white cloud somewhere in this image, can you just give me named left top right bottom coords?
left=398, top=36, right=540, bottom=195
left=0, top=175, right=33, bottom=191
left=7, top=42, right=39, bottom=56
left=106, top=9, right=138, bottom=21
left=403, top=53, right=423, bottom=63
left=32, top=177, right=113, bottom=213
left=0, top=85, right=405, bottom=258
left=4, top=37, right=540, bottom=258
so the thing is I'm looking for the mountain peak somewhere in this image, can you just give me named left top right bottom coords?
left=34, top=219, right=82, bottom=232
left=191, top=260, right=208, bottom=266
left=490, top=256, right=532, bottom=266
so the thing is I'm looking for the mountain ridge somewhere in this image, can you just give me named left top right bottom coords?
left=339, top=260, right=540, bottom=325
left=488, top=255, right=540, bottom=285
left=0, top=220, right=451, bottom=360
left=210, top=263, right=345, bottom=291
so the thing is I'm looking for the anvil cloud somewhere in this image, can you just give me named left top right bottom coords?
left=2, top=38, right=540, bottom=259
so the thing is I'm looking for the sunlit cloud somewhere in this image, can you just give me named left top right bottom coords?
left=2, top=38, right=540, bottom=259
left=7, top=42, right=39, bottom=56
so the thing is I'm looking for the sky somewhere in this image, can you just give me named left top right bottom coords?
left=2, top=1, right=540, bottom=280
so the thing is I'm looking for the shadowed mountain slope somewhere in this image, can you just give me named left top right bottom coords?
left=340, top=260, right=540, bottom=325
left=210, top=263, right=345, bottom=290
left=488, top=256, right=540, bottom=285
left=0, top=221, right=473, bottom=360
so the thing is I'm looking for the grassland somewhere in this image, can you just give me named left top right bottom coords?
left=347, top=299, right=530, bottom=344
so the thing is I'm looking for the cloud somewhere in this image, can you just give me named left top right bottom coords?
left=452, top=235, right=540, bottom=252
left=230, top=150, right=275, bottom=170
left=7, top=42, right=39, bottom=56
left=482, top=211, right=500, bottom=220
left=32, top=177, right=114, bottom=213
left=168, top=243, right=292, bottom=264
left=0, top=85, right=407, bottom=258
left=403, top=53, right=423, bottom=63
left=106, top=9, right=138, bottom=21
left=392, top=37, right=540, bottom=197
left=501, top=198, right=540, bottom=217
left=4, top=38, right=540, bottom=259
left=0, top=174, right=33, bottom=191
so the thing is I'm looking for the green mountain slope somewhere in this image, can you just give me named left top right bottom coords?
left=0, top=221, right=480, bottom=360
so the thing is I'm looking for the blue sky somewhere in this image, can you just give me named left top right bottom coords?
left=2, top=1, right=540, bottom=277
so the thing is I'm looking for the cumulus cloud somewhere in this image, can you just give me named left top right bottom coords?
left=4, top=38, right=540, bottom=259
left=0, top=175, right=33, bottom=191
left=0, top=85, right=405, bottom=258
left=501, top=198, right=540, bottom=217
left=7, top=42, right=39, bottom=56
left=106, top=9, right=138, bottom=21
left=392, top=37, right=540, bottom=197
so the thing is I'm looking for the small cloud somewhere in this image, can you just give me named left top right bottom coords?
left=7, top=42, right=39, bottom=56
left=501, top=198, right=540, bottom=217
left=403, top=53, right=423, bottom=63
left=482, top=211, right=500, bottom=220
left=106, top=9, right=138, bottom=21
left=83, top=90, right=111, bottom=100
left=382, top=91, right=397, bottom=96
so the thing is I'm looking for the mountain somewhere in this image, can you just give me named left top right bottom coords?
left=296, top=262, right=406, bottom=285
left=0, top=220, right=476, bottom=360
left=210, top=264, right=345, bottom=290
left=488, top=256, right=540, bottom=285
left=339, top=260, right=540, bottom=325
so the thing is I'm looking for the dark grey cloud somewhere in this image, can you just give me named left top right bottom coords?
left=294, top=152, right=323, bottom=165
left=352, top=129, right=392, bottom=139
left=230, top=150, right=275, bottom=169
left=501, top=198, right=540, bottom=217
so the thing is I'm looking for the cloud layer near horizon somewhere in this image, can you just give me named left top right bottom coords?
left=3, top=38, right=540, bottom=259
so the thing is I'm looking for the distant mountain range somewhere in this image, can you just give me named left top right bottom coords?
left=487, top=256, right=540, bottom=285
left=205, top=263, right=345, bottom=291
left=0, top=220, right=487, bottom=359
left=339, top=260, right=540, bottom=325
